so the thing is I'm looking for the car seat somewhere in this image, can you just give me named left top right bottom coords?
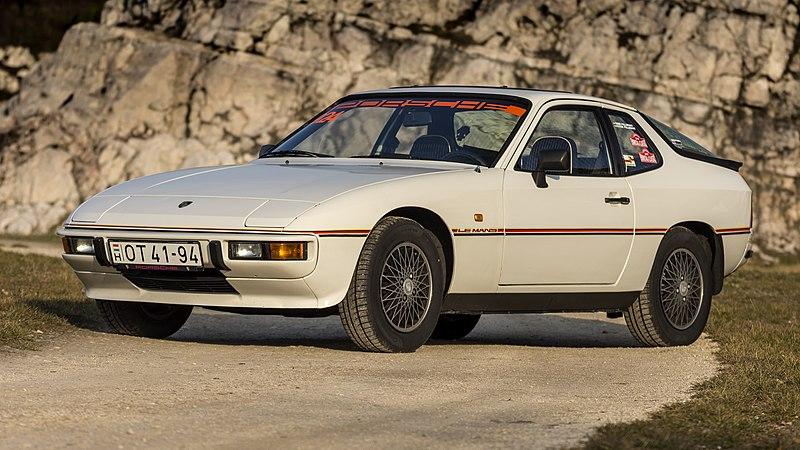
left=409, top=135, right=451, bottom=161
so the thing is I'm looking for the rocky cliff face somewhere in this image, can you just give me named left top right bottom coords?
left=0, top=0, right=798, bottom=258
left=0, top=46, right=36, bottom=100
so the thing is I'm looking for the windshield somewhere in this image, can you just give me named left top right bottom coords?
left=266, top=96, right=529, bottom=166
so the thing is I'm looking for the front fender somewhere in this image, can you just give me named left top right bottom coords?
left=288, top=167, right=506, bottom=295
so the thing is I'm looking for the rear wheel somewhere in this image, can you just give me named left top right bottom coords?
left=96, top=300, right=193, bottom=338
left=431, top=314, right=481, bottom=340
left=624, top=227, right=712, bottom=346
left=338, top=216, right=446, bottom=353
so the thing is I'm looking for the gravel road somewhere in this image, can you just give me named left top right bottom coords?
left=0, top=239, right=63, bottom=258
left=0, top=309, right=717, bottom=449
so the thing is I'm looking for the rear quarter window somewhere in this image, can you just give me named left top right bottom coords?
left=643, top=114, right=743, bottom=171
left=644, top=115, right=717, bottom=158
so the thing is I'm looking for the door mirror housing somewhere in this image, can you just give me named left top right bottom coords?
left=258, top=144, right=276, bottom=158
left=528, top=136, right=574, bottom=188
left=538, top=147, right=571, bottom=172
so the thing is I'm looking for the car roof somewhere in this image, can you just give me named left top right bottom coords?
left=355, top=85, right=637, bottom=112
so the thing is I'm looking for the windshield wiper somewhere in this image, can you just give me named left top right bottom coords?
left=350, top=154, right=410, bottom=159
left=263, top=150, right=334, bottom=158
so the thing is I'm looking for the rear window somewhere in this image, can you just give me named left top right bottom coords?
left=644, top=115, right=717, bottom=158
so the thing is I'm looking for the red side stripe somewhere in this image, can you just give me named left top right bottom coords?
left=716, top=227, right=751, bottom=233
left=308, top=227, right=750, bottom=237
left=505, top=228, right=634, bottom=233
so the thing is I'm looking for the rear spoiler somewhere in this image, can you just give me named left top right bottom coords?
left=675, top=151, right=743, bottom=172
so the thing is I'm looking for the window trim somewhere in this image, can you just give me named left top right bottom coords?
left=641, top=114, right=743, bottom=172
left=513, top=105, right=616, bottom=178
left=601, top=108, right=664, bottom=176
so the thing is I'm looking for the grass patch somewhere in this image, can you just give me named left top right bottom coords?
left=582, top=268, right=800, bottom=449
left=0, top=249, right=101, bottom=349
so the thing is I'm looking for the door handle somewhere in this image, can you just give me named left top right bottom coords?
left=604, top=196, right=630, bottom=205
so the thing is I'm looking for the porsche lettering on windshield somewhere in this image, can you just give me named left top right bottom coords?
left=331, top=98, right=527, bottom=117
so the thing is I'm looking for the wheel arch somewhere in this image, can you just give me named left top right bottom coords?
left=382, top=207, right=454, bottom=293
left=669, top=221, right=724, bottom=295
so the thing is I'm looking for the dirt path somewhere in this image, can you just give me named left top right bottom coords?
left=0, top=238, right=62, bottom=258
left=0, top=309, right=717, bottom=449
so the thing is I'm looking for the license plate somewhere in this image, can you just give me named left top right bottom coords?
left=109, top=241, right=202, bottom=267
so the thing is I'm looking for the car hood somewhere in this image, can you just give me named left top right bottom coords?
left=69, top=160, right=457, bottom=229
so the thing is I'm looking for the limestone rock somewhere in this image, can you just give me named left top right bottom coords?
left=0, top=149, right=79, bottom=205
left=0, top=46, right=37, bottom=98
left=0, top=0, right=797, bottom=259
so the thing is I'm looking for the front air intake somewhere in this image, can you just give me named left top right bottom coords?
left=120, top=269, right=238, bottom=294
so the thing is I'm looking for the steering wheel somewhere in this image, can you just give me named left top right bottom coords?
left=441, top=151, right=488, bottom=166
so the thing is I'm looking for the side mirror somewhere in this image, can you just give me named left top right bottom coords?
left=258, top=144, right=276, bottom=158
left=528, top=136, right=573, bottom=188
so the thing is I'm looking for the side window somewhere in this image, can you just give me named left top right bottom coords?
left=453, top=110, right=518, bottom=151
left=384, top=108, right=433, bottom=155
left=392, top=122, right=428, bottom=155
left=517, top=109, right=611, bottom=176
left=606, top=111, right=661, bottom=174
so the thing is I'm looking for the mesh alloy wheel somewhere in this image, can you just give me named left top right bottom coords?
left=338, top=216, right=446, bottom=352
left=659, top=248, right=704, bottom=330
left=624, top=227, right=713, bottom=347
left=379, top=242, right=433, bottom=332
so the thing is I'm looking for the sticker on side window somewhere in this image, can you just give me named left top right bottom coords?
left=613, top=121, right=636, bottom=130
left=629, top=133, right=648, bottom=148
left=638, top=149, right=658, bottom=164
left=623, top=154, right=637, bottom=167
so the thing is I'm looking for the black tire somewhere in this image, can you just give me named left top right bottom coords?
left=96, top=300, right=193, bottom=338
left=624, top=227, right=713, bottom=346
left=431, top=314, right=481, bottom=340
left=338, top=216, right=446, bottom=353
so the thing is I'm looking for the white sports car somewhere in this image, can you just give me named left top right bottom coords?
left=59, top=86, right=752, bottom=352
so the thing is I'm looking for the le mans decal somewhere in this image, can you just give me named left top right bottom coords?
left=452, top=228, right=503, bottom=235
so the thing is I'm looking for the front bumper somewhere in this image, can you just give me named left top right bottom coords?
left=58, top=226, right=365, bottom=309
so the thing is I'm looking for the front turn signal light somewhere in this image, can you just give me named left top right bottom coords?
left=268, top=242, right=306, bottom=260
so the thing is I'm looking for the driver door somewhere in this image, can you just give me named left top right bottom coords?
left=500, top=106, right=634, bottom=286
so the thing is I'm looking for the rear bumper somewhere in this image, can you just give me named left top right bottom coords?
left=722, top=232, right=752, bottom=276
left=59, top=226, right=365, bottom=309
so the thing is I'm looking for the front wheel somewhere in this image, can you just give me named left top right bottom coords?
left=96, top=300, right=193, bottom=338
left=624, top=227, right=713, bottom=346
left=338, top=216, right=446, bottom=353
